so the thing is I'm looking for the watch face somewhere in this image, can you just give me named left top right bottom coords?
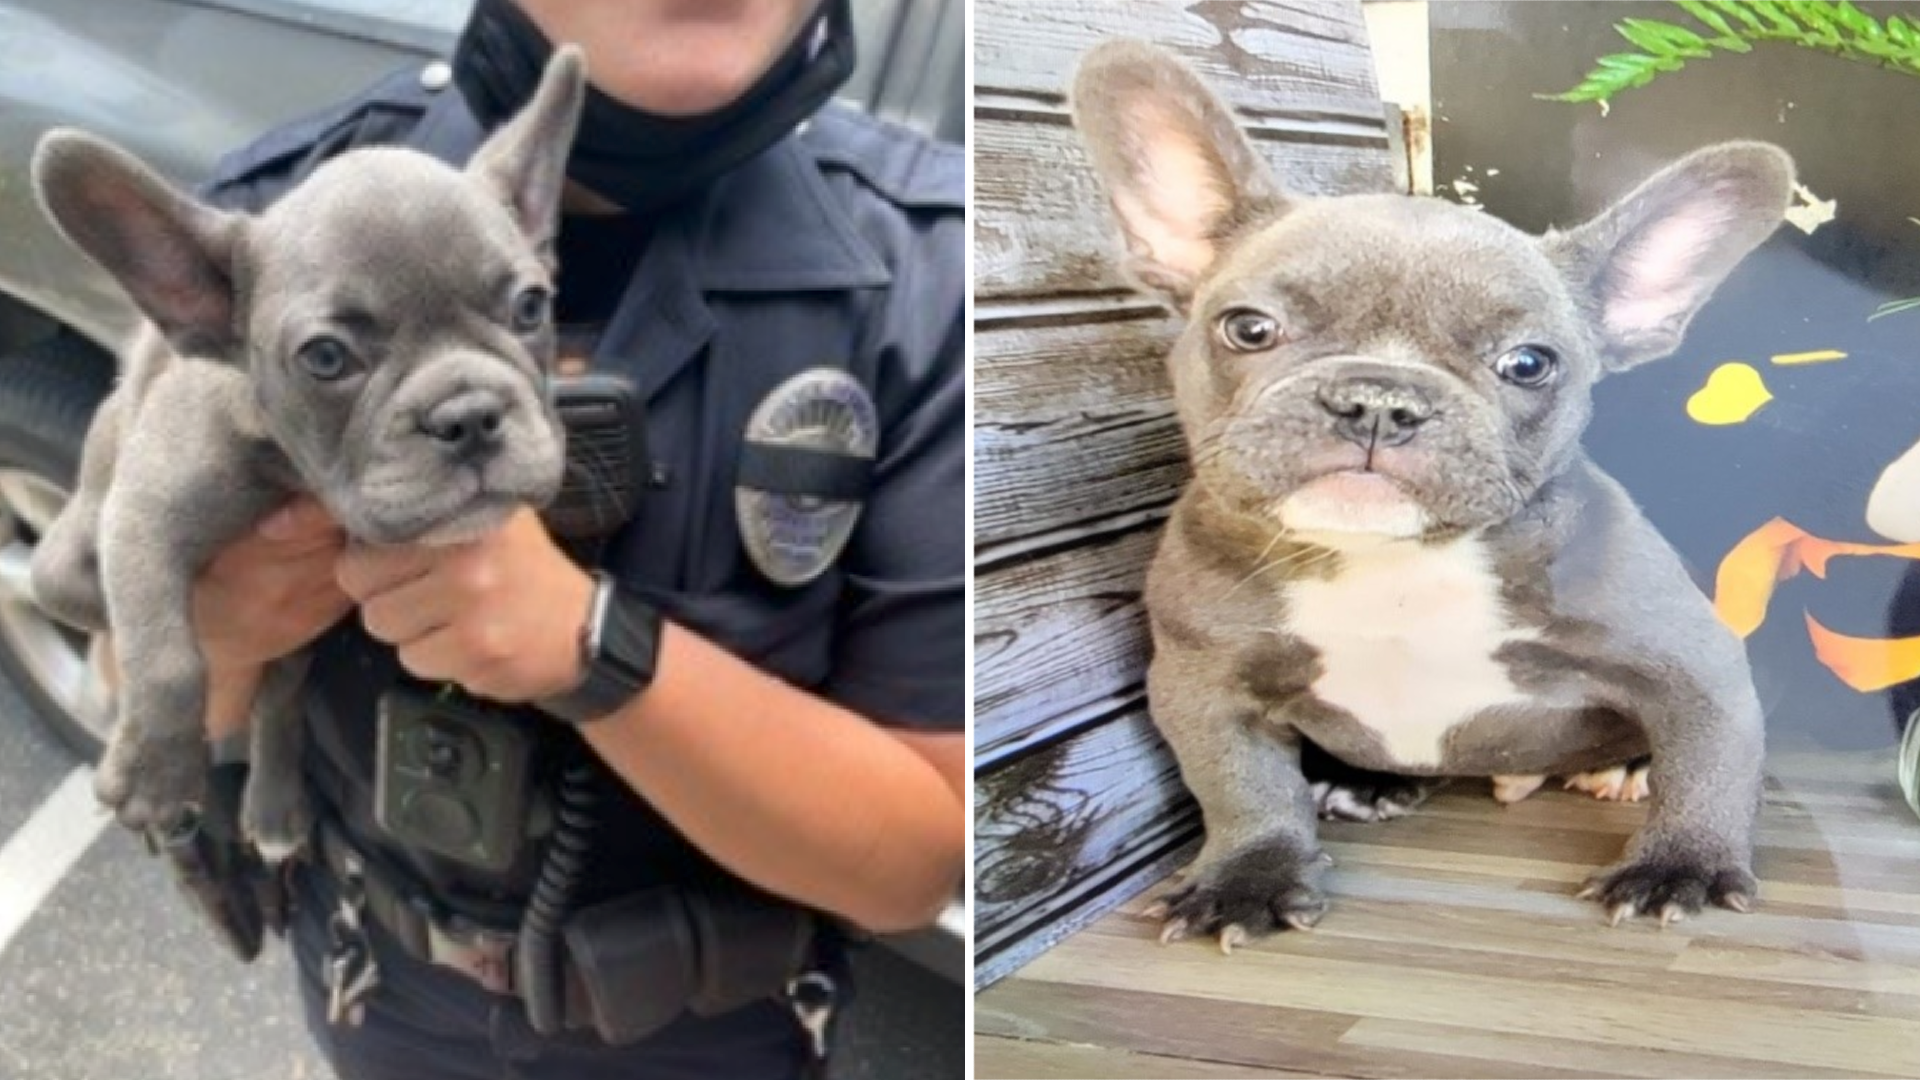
left=598, top=581, right=661, bottom=687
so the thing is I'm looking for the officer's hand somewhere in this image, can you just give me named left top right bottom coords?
left=193, top=495, right=353, bottom=675
left=337, top=508, right=592, bottom=703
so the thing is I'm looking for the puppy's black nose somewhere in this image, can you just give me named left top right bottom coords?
left=1317, top=378, right=1433, bottom=448
left=421, top=390, right=508, bottom=460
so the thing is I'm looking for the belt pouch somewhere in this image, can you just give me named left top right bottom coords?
left=685, top=881, right=816, bottom=1017
left=561, top=888, right=700, bottom=1045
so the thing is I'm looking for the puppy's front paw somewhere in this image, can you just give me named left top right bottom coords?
left=95, top=734, right=205, bottom=834
left=242, top=780, right=313, bottom=864
left=1580, top=852, right=1756, bottom=926
left=1146, top=843, right=1331, bottom=953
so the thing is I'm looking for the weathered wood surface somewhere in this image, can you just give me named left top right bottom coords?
left=975, top=525, right=1156, bottom=766
left=974, top=117, right=1392, bottom=299
left=974, top=705, right=1199, bottom=984
left=973, top=302, right=1183, bottom=552
left=978, top=751, right=1920, bottom=1079
left=973, top=1, right=1382, bottom=120
left=972, top=0, right=1393, bottom=990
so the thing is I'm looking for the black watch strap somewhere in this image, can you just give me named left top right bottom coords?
left=539, top=571, right=661, bottom=724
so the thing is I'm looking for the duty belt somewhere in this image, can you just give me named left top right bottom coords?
left=315, top=822, right=531, bottom=1008
left=310, top=821, right=841, bottom=1066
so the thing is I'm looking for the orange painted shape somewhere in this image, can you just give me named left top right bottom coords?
left=1712, top=518, right=1809, bottom=637
left=1805, top=614, right=1920, bottom=692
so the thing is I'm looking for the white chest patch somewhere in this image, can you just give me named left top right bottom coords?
left=1283, top=537, right=1531, bottom=768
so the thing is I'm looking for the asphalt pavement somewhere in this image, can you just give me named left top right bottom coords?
left=0, top=673, right=961, bottom=1080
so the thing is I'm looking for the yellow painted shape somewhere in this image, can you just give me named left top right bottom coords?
left=1771, top=349, right=1846, bottom=365
left=1686, top=362, right=1773, bottom=425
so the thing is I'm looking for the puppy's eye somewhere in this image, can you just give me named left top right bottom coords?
left=1495, top=344, right=1558, bottom=387
left=510, top=287, right=552, bottom=334
left=297, top=336, right=357, bottom=382
left=1216, top=308, right=1280, bottom=352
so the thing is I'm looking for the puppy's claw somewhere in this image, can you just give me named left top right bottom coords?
left=1586, top=858, right=1752, bottom=925
left=1576, top=881, right=1602, bottom=901
left=1159, top=918, right=1190, bottom=946
left=1140, top=900, right=1169, bottom=921
left=1622, top=766, right=1652, bottom=803
left=1282, top=910, right=1320, bottom=933
left=1564, top=764, right=1652, bottom=803
left=1723, top=892, right=1753, bottom=914
left=1218, top=923, right=1247, bottom=955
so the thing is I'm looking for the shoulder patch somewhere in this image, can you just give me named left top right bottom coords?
left=802, top=105, right=962, bottom=211
left=200, top=64, right=435, bottom=209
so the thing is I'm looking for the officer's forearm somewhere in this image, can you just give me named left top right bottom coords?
left=204, top=662, right=261, bottom=742
left=575, top=621, right=964, bottom=933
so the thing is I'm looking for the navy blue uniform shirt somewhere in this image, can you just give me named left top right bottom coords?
left=200, top=63, right=965, bottom=907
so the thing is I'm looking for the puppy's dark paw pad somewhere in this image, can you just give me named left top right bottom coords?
left=1581, top=856, right=1757, bottom=925
left=1310, top=778, right=1434, bottom=822
left=1150, top=848, right=1329, bottom=950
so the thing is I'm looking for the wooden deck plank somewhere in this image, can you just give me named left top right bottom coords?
left=1011, top=932, right=1920, bottom=1074
left=979, top=761, right=1920, bottom=1079
left=975, top=1035, right=1324, bottom=1079
left=1341, top=1019, right=1897, bottom=1080
left=979, top=979, right=1606, bottom=1079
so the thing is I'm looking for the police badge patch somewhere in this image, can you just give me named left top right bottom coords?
left=735, top=368, right=879, bottom=586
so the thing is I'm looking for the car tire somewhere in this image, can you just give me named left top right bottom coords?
left=0, top=331, right=115, bottom=759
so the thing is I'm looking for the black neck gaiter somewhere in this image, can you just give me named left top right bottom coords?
left=452, top=0, right=854, bottom=216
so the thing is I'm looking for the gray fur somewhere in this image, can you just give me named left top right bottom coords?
left=1072, top=41, right=1786, bottom=941
left=29, top=49, right=587, bottom=853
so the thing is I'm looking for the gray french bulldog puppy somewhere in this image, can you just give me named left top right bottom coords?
left=29, top=48, right=586, bottom=857
left=1070, top=41, right=1788, bottom=948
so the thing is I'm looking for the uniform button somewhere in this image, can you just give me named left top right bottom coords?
left=419, top=61, right=453, bottom=92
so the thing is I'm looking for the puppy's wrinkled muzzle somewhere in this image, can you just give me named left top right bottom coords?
left=420, top=388, right=511, bottom=463
left=1317, top=376, right=1433, bottom=450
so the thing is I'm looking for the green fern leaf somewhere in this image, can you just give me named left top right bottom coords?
left=1705, top=0, right=1768, bottom=33
left=1749, top=0, right=1804, bottom=36
left=1619, top=18, right=1713, bottom=57
left=1869, top=297, right=1920, bottom=321
left=1676, top=0, right=1740, bottom=39
left=1836, top=1, right=1884, bottom=39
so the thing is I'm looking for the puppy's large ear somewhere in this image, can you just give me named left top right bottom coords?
left=468, top=44, right=586, bottom=252
left=34, top=130, right=244, bottom=360
left=1545, top=141, right=1793, bottom=372
left=1071, top=40, right=1292, bottom=306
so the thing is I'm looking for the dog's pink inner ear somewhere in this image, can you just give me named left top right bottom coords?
left=1115, top=99, right=1234, bottom=279
left=1603, top=185, right=1743, bottom=342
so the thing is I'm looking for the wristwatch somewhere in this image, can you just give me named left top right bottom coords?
left=538, top=570, right=661, bottom=724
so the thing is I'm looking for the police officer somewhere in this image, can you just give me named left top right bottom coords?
left=184, top=0, right=964, bottom=1075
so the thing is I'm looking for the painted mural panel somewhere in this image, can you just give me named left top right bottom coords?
left=1434, top=2, right=1920, bottom=794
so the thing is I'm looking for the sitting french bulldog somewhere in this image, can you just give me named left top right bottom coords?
left=28, top=49, right=586, bottom=857
left=1069, top=41, right=1788, bottom=947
